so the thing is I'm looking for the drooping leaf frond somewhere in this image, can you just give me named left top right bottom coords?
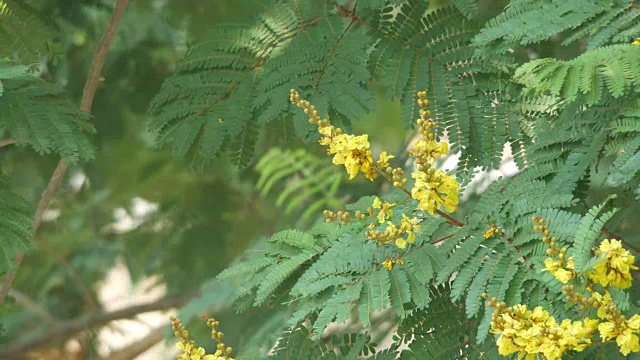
left=255, top=147, right=345, bottom=221
left=367, top=1, right=519, bottom=175
left=0, top=0, right=56, bottom=63
left=394, top=284, right=500, bottom=359
left=514, top=45, right=640, bottom=105
left=217, top=212, right=446, bottom=339
left=0, top=60, right=95, bottom=163
left=0, top=174, right=32, bottom=273
left=562, top=0, right=640, bottom=50
left=473, top=0, right=612, bottom=54
left=150, top=1, right=373, bottom=167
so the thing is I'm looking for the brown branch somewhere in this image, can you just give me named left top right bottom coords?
left=0, top=294, right=190, bottom=356
left=101, top=325, right=167, bottom=360
left=430, top=234, right=455, bottom=246
left=0, top=138, right=17, bottom=147
left=0, top=0, right=131, bottom=306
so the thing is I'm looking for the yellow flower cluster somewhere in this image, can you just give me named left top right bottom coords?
left=325, top=196, right=420, bottom=250
left=534, top=216, right=576, bottom=283
left=485, top=297, right=598, bottom=359
left=489, top=216, right=640, bottom=358
left=290, top=89, right=383, bottom=181
left=290, top=89, right=462, bottom=250
left=588, top=239, right=639, bottom=289
left=171, top=316, right=234, bottom=360
left=408, top=92, right=459, bottom=215
left=365, top=197, right=420, bottom=249
left=633, top=37, right=640, bottom=45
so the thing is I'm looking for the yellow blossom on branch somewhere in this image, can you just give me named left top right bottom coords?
left=486, top=297, right=598, bottom=360
left=544, top=257, right=575, bottom=283
left=171, top=316, right=234, bottom=360
left=599, top=314, right=640, bottom=356
left=411, top=170, right=459, bottom=215
left=325, top=133, right=375, bottom=180
left=372, top=196, right=395, bottom=224
left=376, top=151, right=394, bottom=169
left=588, top=239, right=638, bottom=289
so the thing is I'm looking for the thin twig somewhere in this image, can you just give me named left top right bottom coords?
left=0, top=294, right=191, bottom=356
left=0, top=0, right=131, bottom=306
left=601, top=226, right=640, bottom=254
left=8, top=288, right=56, bottom=322
left=38, top=240, right=100, bottom=309
left=0, top=138, right=17, bottom=147
left=374, top=167, right=466, bottom=228
left=430, top=234, right=455, bottom=246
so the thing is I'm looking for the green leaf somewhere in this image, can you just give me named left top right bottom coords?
left=0, top=175, right=32, bottom=273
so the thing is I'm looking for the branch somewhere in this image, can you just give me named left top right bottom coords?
left=38, top=240, right=100, bottom=309
left=101, top=325, right=167, bottom=360
left=0, top=0, right=131, bottom=306
left=601, top=226, right=640, bottom=254
left=8, top=288, right=56, bottom=322
left=0, top=138, right=16, bottom=147
left=0, top=294, right=190, bottom=356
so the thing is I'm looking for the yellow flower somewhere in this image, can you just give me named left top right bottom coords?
left=588, top=239, right=638, bottom=289
left=400, top=214, right=420, bottom=244
left=372, top=197, right=395, bottom=224
left=633, top=37, right=640, bottom=45
left=376, top=151, right=394, bottom=168
left=483, top=224, right=500, bottom=239
left=412, top=139, right=448, bottom=162
left=411, top=170, right=459, bottom=215
left=318, top=124, right=335, bottom=138
left=590, top=291, right=613, bottom=319
left=543, top=256, right=575, bottom=283
left=327, top=134, right=375, bottom=180
left=617, top=329, right=640, bottom=356
left=554, top=268, right=574, bottom=283
left=382, top=258, right=396, bottom=270
left=599, top=321, right=618, bottom=341
left=490, top=304, right=598, bottom=359
left=496, top=335, right=519, bottom=356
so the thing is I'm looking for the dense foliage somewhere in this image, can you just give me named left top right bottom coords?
left=1, top=0, right=640, bottom=359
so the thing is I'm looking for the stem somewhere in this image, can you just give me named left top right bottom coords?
left=430, top=234, right=455, bottom=246
left=0, top=294, right=191, bottom=356
left=0, top=138, right=17, bottom=147
left=373, top=166, right=465, bottom=228
left=0, top=0, right=131, bottom=306
left=38, top=240, right=100, bottom=309
left=601, top=226, right=640, bottom=254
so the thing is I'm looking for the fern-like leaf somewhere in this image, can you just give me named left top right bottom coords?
left=255, top=147, right=344, bottom=221
left=0, top=175, right=32, bottom=273
left=0, top=61, right=95, bottom=163
left=514, top=45, right=640, bottom=105
left=473, top=0, right=611, bottom=52
left=0, top=0, right=57, bottom=63
left=572, top=198, right=619, bottom=272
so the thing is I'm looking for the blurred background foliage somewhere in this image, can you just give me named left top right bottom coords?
left=4, top=0, right=638, bottom=358
left=0, top=0, right=411, bottom=357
